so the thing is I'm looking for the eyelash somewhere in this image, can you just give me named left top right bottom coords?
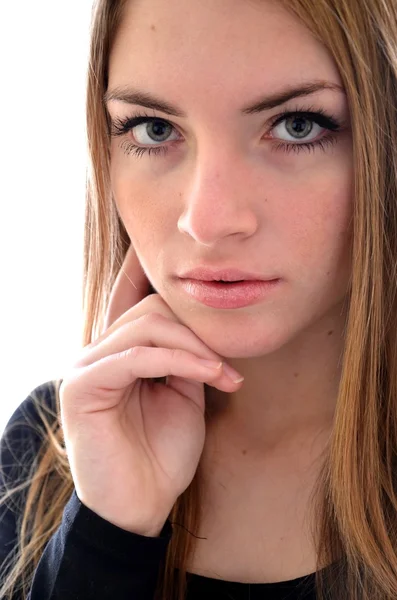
left=109, top=105, right=342, bottom=159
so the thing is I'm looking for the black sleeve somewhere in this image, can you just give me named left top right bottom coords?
left=30, top=489, right=173, bottom=599
left=0, top=381, right=174, bottom=600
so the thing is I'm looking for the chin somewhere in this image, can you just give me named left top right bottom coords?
left=160, top=287, right=315, bottom=358
left=190, top=320, right=294, bottom=359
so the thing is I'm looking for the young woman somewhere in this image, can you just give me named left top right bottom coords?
left=1, top=0, right=397, bottom=598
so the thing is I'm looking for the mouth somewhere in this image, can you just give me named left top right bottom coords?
left=178, top=278, right=281, bottom=309
left=214, top=279, right=244, bottom=283
left=178, top=267, right=279, bottom=282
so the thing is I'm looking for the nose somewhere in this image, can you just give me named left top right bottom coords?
left=177, top=148, right=258, bottom=246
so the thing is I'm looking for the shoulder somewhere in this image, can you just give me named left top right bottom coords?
left=1, top=379, right=61, bottom=446
left=0, top=379, right=62, bottom=505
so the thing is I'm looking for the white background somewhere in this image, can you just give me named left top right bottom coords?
left=0, top=3, right=94, bottom=436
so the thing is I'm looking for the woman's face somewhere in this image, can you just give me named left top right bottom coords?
left=106, top=0, right=353, bottom=359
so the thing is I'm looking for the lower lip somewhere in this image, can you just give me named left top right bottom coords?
left=178, top=279, right=281, bottom=308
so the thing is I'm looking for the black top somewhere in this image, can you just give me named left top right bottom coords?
left=0, top=380, right=319, bottom=599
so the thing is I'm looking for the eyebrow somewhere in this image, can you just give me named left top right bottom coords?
left=103, top=81, right=345, bottom=117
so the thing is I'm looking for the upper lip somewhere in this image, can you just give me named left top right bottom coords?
left=178, top=267, right=279, bottom=282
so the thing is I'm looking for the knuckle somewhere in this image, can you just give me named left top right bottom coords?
left=135, top=311, right=165, bottom=327
left=169, top=347, right=185, bottom=363
left=115, top=346, right=139, bottom=362
left=148, top=311, right=167, bottom=324
left=139, top=295, right=177, bottom=319
left=140, top=293, right=167, bottom=310
left=126, top=345, right=142, bottom=360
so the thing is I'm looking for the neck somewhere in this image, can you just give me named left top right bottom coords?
left=204, top=301, right=347, bottom=453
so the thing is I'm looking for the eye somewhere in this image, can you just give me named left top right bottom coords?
left=110, top=112, right=180, bottom=158
left=109, top=106, right=343, bottom=159
left=128, top=118, right=179, bottom=145
left=273, top=114, right=321, bottom=142
left=268, top=108, right=342, bottom=155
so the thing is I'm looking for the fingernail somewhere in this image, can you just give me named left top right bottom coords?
left=222, top=363, right=245, bottom=383
left=198, top=359, right=223, bottom=369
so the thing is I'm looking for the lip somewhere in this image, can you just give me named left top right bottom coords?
left=178, top=279, right=281, bottom=309
left=178, top=267, right=279, bottom=282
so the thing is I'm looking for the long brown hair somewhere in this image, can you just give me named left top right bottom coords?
left=1, top=0, right=397, bottom=598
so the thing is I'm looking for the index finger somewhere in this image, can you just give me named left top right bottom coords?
left=103, top=244, right=151, bottom=333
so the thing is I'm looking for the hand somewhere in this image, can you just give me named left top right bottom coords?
left=60, top=245, right=243, bottom=536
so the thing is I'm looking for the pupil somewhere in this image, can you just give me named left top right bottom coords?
left=287, top=116, right=312, bottom=139
left=149, top=120, right=170, bottom=142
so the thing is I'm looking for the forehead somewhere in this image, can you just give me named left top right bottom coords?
left=108, top=0, right=342, bottom=109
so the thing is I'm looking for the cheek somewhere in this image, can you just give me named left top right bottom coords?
left=110, top=152, right=183, bottom=248
left=284, top=169, right=354, bottom=285
left=111, top=161, right=157, bottom=239
left=110, top=163, right=173, bottom=285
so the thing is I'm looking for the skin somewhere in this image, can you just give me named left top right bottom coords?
left=106, top=0, right=353, bottom=581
